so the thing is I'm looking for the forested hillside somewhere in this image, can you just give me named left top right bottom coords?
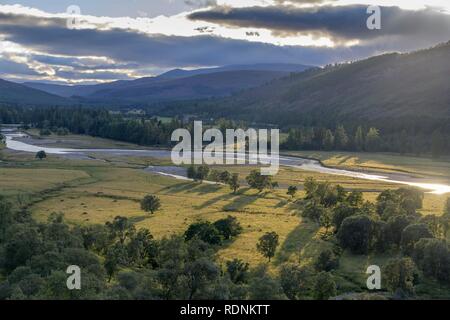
left=177, top=42, right=450, bottom=131
left=0, top=79, right=71, bottom=106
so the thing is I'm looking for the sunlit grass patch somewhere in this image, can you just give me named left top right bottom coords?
left=284, top=150, right=450, bottom=178
left=1, top=147, right=448, bottom=281
left=0, top=167, right=89, bottom=197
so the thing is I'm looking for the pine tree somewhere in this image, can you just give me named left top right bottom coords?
left=365, top=127, right=381, bottom=152
left=323, top=129, right=335, bottom=151
left=334, top=125, right=349, bottom=150
left=354, top=126, right=365, bottom=151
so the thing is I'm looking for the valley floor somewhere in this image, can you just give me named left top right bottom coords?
left=0, top=134, right=449, bottom=297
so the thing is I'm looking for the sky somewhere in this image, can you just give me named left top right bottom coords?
left=0, top=0, right=449, bottom=84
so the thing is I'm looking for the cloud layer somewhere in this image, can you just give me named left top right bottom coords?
left=0, top=2, right=449, bottom=84
left=189, top=5, right=450, bottom=45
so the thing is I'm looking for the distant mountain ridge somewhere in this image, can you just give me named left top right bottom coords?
left=22, top=63, right=312, bottom=102
left=0, top=79, right=71, bottom=105
left=158, top=63, right=313, bottom=79
left=82, top=70, right=291, bottom=103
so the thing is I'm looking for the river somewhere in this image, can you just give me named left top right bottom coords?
left=3, top=132, right=450, bottom=194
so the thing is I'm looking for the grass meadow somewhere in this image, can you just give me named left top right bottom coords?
left=1, top=135, right=449, bottom=294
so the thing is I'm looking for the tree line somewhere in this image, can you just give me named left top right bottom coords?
left=0, top=105, right=182, bottom=147
left=1, top=105, right=448, bottom=157
left=282, top=125, right=449, bottom=158
left=283, top=126, right=380, bottom=152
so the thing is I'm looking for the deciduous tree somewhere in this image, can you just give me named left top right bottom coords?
left=140, top=195, right=161, bottom=214
left=256, top=232, right=279, bottom=262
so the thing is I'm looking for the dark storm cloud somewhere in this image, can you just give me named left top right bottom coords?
left=0, top=12, right=365, bottom=68
left=188, top=5, right=450, bottom=43
left=1, top=8, right=449, bottom=83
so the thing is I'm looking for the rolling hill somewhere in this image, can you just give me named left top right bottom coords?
left=0, top=79, right=71, bottom=105
left=157, top=63, right=312, bottom=79
left=83, top=70, right=290, bottom=103
left=23, top=63, right=311, bottom=103
left=184, top=42, right=450, bottom=128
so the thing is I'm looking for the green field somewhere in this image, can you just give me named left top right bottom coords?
left=24, top=129, right=155, bottom=149
left=284, top=150, right=450, bottom=179
left=0, top=135, right=449, bottom=295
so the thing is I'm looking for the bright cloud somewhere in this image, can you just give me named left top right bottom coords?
left=0, top=1, right=449, bottom=84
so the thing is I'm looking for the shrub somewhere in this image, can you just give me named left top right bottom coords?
left=412, top=238, right=450, bottom=283
left=35, top=150, right=47, bottom=160
left=315, top=249, right=339, bottom=272
left=213, top=216, right=242, bottom=240
left=279, top=263, right=313, bottom=300
left=384, top=258, right=418, bottom=297
left=226, top=259, right=249, bottom=284
left=337, top=215, right=373, bottom=254
left=313, top=272, right=337, bottom=300
left=184, top=222, right=223, bottom=245
left=246, top=170, right=276, bottom=192
left=401, top=223, right=433, bottom=255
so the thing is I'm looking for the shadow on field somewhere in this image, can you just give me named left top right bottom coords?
left=285, top=199, right=303, bottom=213
left=274, top=199, right=288, bottom=208
left=335, top=155, right=353, bottom=165
left=195, top=193, right=236, bottom=210
left=275, top=220, right=319, bottom=265
left=192, top=183, right=223, bottom=195
left=159, top=182, right=195, bottom=194
left=159, top=182, right=222, bottom=195
left=129, top=215, right=152, bottom=224
left=222, top=188, right=259, bottom=211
